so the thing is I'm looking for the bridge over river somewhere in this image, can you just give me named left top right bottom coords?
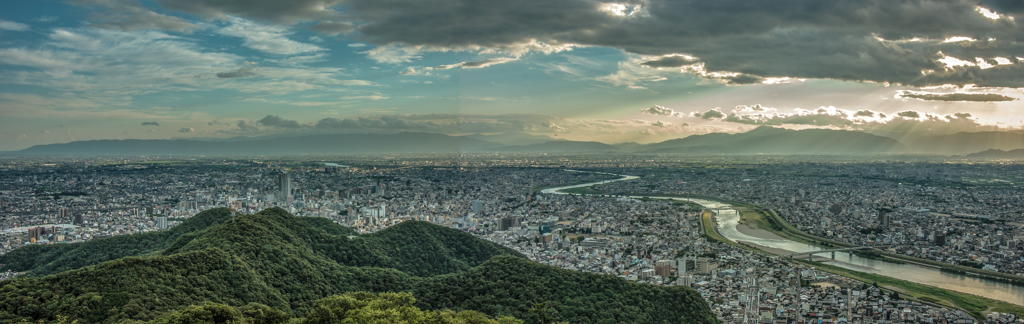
left=785, top=246, right=880, bottom=260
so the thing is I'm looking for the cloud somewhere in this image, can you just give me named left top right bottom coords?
left=732, top=104, right=775, bottom=113
left=0, top=19, right=30, bottom=31
left=0, top=28, right=239, bottom=93
left=218, top=17, right=324, bottom=55
left=308, top=21, right=353, bottom=35
left=722, top=74, right=766, bottom=85
left=153, top=0, right=1024, bottom=87
left=74, top=0, right=200, bottom=32
left=455, top=57, right=519, bottom=69
left=897, top=90, right=1017, bottom=102
left=641, top=55, right=699, bottom=68
left=854, top=110, right=875, bottom=117
left=141, top=121, right=160, bottom=126
left=896, top=111, right=921, bottom=118
left=639, top=105, right=685, bottom=117
left=216, top=65, right=259, bottom=78
left=178, top=127, right=194, bottom=133
left=236, top=120, right=260, bottom=131
left=258, top=115, right=307, bottom=128
left=362, top=44, right=423, bottom=64
left=339, top=95, right=389, bottom=100
left=156, top=0, right=343, bottom=24
left=701, top=109, right=725, bottom=120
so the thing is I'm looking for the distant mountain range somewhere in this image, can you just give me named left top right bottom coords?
left=906, top=131, right=1024, bottom=154
left=7, top=126, right=1024, bottom=156
left=966, top=149, right=1024, bottom=158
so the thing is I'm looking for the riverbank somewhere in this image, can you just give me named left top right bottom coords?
left=539, top=170, right=1024, bottom=317
left=794, top=259, right=1024, bottom=319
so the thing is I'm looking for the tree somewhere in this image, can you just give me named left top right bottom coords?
left=529, top=302, right=556, bottom=324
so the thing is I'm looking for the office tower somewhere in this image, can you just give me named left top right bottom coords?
left=878, top=208, right=890, bottom=228
left=655, top=260, right=673, bottom=277
left=934, top=230, right=945, bottom=246
left=473, top=200, right=483, bottom=214
left=59, top=207, right=69, bottom=218
left=74, top=214, right=84, bottom=226
left=277, top=173, right=291, bottom=201
left=158, top=216, right=167, bottom=230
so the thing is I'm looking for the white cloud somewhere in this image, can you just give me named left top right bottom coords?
left=218, top=16, right=323, bottom=55
left=639, top=105, right=685, bottom=117
left=0, top=19, right=30, bottom=31
left=340, top=95, right=389, bottom=100
left=362, top=44, right=424, bottom=64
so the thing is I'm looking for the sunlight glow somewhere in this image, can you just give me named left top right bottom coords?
left=938, top=55, right=975, bottom=68
left=943, top=36, right=976, bottom=43
left=976, top=58, right=994, bottom=69
left=978, top=7, right=1001, bottom=20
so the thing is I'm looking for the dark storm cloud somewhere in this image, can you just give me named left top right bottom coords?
left=141, top=121, right=160, bottom=126
left=722, top=74, right=765, bottom=85
left=154, top=0, right=1024, bottom=86
left=258, top=115, right=307, bottom=129
left=308, top=21, right=353, bottom=35
left=640, top=56, right=699, bottom=68
left=216, top=65, right=258, bottom=78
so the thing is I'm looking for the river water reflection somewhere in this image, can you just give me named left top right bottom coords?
left=676, top=197, right=1024, bottom=306
left=544, top=174, right=1024, bottom=306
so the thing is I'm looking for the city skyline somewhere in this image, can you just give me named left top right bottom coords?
left=2, top=1, right=1024, bottom=151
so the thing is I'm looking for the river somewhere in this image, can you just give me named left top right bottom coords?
left=543, top=172, right=1024, bottom=306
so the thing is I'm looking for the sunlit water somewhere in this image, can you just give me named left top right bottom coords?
left=544, top=173, right=1024, bottom=306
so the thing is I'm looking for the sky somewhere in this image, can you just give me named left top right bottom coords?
left=1, top=0, right=1023, bottom=150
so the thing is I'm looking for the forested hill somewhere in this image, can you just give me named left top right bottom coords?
left=0, top=208, right=360, bottom=277
left=0, top=208, right=237, bottom=277
left=0, top=208, right=717, bottom=324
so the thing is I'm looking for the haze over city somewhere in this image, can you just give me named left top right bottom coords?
left=2, top=0, right=1024, bottom=151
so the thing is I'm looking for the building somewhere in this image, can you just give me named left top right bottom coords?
left=158, top=216, right=167, bottom=230
left=696, top=257, right=718, bottom=274
left=878, top=208, right=891, bottom=228
left=473, top=200, right=484, bottom=214
left=27, top=227, right=42, bottom=242
left=59, top=207, right=69, bottom=218
left=934, top=230, right=945, bottom=246
left=497, top=217, right=519, bottom=231
left=277, top=172, right=291, bottom=201
left=74, top=213, right=84, bottom=226
left=655, top=260, right=673, bottom=277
